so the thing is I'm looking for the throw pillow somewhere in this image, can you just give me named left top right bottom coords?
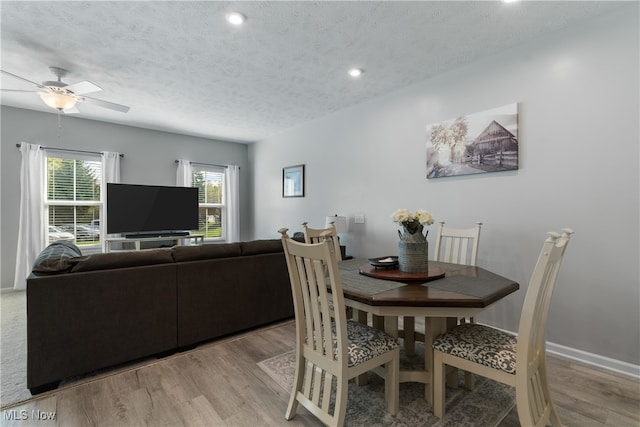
left=32, top=241, right=82, bottom=274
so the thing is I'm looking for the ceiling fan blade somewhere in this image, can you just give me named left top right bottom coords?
left=0, top=88, right=39, bottom=93
left=82, top=95, right=130, bottom=113
left=1, top=69, right=43, bottom=88
left=64, top=80, right=102, bottom=95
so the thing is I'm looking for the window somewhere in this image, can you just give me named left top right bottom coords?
left=46, top=154, right=102, bottom=248
left=191, top=166, right=226, bottom=240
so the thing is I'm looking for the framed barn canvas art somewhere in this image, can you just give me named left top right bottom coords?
left=426, top=103, right=518, bottom=179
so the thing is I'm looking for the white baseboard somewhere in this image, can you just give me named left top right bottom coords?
left=546, top=341, right=640, bottom=380
left=481, top=323, right=640, bottom=380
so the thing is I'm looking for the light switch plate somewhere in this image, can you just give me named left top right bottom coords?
left=354, top=214, right=365, bottom=224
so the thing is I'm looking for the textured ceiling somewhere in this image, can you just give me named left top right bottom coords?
left=0, top=1, right=625, bottom=143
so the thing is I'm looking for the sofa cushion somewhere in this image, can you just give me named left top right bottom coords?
left=240, top=239, right=283, bottom=256
left=69, top=249, right=174, bottom=272
left=171, top=243, right=242, bottom=262
left=32, top=241, right=83, bottom=274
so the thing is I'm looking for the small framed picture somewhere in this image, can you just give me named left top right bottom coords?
left=283, top=164, right=305, bottom=198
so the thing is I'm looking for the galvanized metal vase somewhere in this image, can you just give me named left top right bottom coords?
left=398, top=225, right=429, bottom=273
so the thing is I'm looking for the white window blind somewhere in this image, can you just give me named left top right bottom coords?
left=46, top=155, right=102, bottom=247
left=192, top=166, right=226, bottom=240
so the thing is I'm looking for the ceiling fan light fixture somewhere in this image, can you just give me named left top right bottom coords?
left=39, top=92, right=77, bottom=110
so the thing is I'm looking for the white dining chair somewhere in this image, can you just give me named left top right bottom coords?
left=302, top=221, right=343, bottom=261
left=432, top=228, right=573, bottom=427
left=302, top=220, right=350, bottom=319
left=279, top=228, right=399, bottom=427
left=433, top=221, right=482, bottom=267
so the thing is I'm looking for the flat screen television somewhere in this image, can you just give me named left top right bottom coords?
left=107, top=183, right=199, bottom=236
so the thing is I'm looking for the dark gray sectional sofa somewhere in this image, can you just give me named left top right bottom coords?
left=26, top=239, right=293, bottom=394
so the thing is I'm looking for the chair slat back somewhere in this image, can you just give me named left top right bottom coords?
left=434, top=221, right=482, bottom=266
left=517, top=229, right=573, bottom=373
left=303, top=221, right=343, bottom=261
left=280, top=229, right=348, bottom=366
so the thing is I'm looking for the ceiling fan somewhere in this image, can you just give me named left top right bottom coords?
left=0, top=66, right=129, bottom=114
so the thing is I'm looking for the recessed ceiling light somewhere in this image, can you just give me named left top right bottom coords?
left=226, top=12, right=246, bottom=25
left=502, top=0, right=520, bottom=3
left=348, top=68, right=363, bottom=78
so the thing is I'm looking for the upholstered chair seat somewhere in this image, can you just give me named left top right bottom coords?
left=337, top=320, right=400, bottom=367
left=432, top=323, right=517, bottom=374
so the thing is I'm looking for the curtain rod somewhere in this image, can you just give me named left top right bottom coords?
left=175, top=160, right=229, bottom=169
left=16, top=143, right=124, bottom=158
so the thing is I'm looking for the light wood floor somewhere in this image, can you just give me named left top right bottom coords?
left=2, top=319, right=639, bottom=427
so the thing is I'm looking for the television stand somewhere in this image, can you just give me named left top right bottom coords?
left=104, top=234, right=204, bottom=253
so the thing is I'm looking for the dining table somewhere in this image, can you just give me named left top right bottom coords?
left=336, top=258, right=520, bottom=404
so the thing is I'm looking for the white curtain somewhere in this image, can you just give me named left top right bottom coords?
left=226, top=165, right=240, bottom=242
left=101, top=151, right=121, bottom=251
left=14, top=143, right=46, bottom=290
left=176, top=159, right=192, bottom=187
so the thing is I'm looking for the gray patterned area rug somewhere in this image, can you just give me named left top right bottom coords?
left=258, top=349, right=515, bottom=427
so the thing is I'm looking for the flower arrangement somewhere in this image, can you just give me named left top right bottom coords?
left=391, top=209, right=434, bottom=235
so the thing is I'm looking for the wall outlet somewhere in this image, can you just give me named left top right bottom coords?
left=354, top=214, right=365, bottom=224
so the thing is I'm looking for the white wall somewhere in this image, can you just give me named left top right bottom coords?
left=250, top=5, right=639, bottom=368
left=1, top=107, right=250, bottom=289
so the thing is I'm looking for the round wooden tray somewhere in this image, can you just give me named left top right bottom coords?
left=359, top=264, right=445, bottom=283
